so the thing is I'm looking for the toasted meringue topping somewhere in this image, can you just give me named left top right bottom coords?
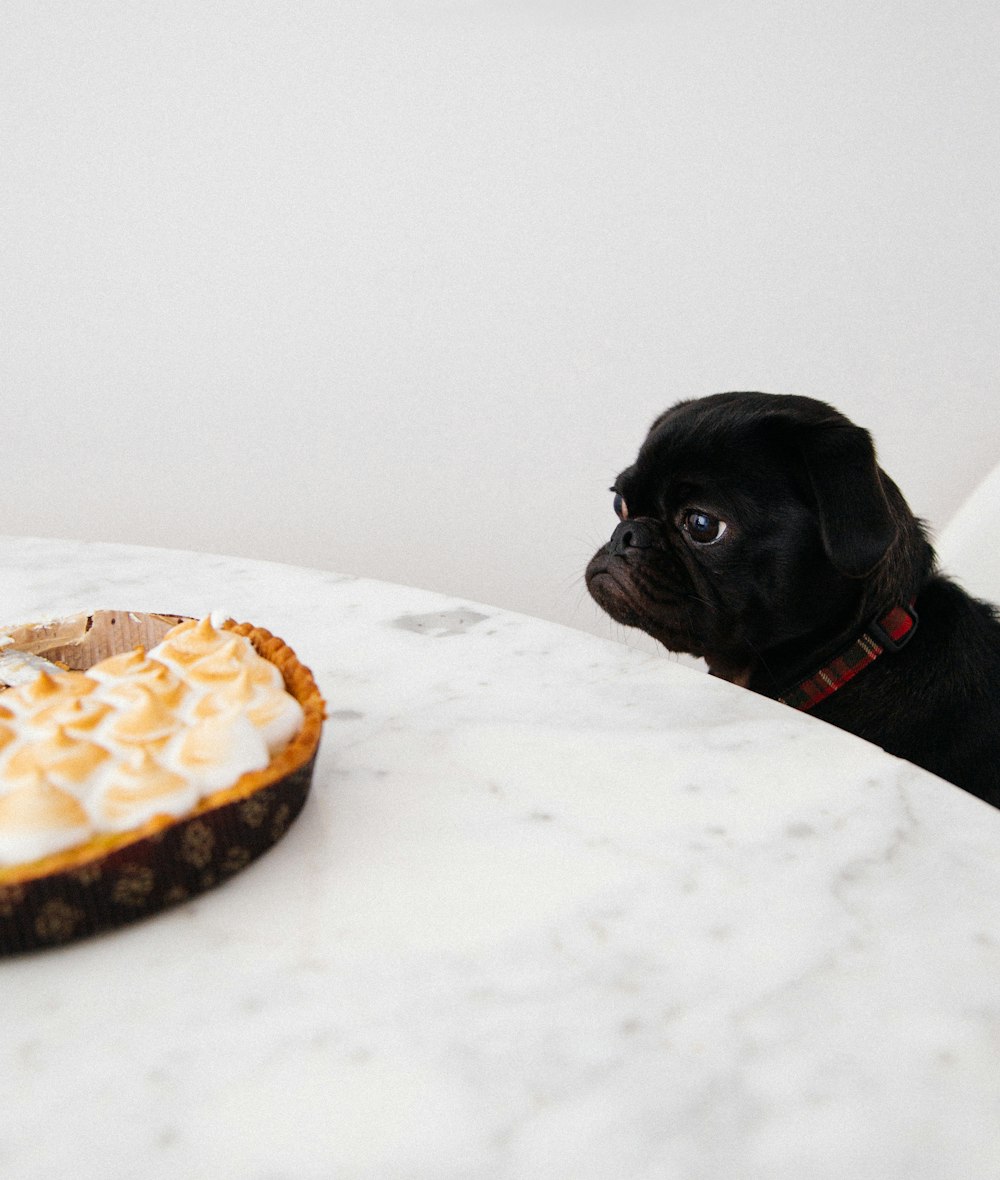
left=97, top=674, right=188, bottom=715
left=179, top=638, right=249, bottom=685
left=191, top=668, right=257, bottom=715
left=188, top=665, right=303, bottom=753
left=148, top=616, right=233, bottom=670
left=100, top=685, right=184, bottom=746
left=42, top=695, right=114, bottom=736
left=0, top=776, right=90, bottom=828
left=248, top=692, right=305, bottom=754
left=0, top=616, right=305, bottom=865
left=163, top=711, right=269, bottom=791
left=0, top=777, right=93, bottom=865
left=86, top=647, right=152, bottom=680
left=4, top=727, right=111, bottom=788
left=2, top=670, right=95, bottom=715
left=0, top=650, right=66, bottom=687
left=91, top=650, right=185, bottom=695
left=97, top=751, right=198, bottom=831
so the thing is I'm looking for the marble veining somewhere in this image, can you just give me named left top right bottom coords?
left=0, top=535, right=998, bottom=1180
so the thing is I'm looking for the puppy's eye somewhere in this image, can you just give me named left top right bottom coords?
left=612, top=492, right=629, bottom=520
left=683, top=510, right=728, bottom=545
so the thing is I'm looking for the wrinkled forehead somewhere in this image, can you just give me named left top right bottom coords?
left=645, top=394, right=784, bottom=453
left=619, top=401, right=803, bottom=505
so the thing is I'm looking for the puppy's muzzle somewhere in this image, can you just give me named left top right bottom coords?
left=608, top=519, right=655, bottom=556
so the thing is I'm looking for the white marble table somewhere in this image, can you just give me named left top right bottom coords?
left=1, top=535, right=998, bottom=1180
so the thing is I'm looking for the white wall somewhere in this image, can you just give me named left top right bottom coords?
left=4, top=1, right=999, bottom=640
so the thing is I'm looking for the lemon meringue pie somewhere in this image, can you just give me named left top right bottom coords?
left=0, top=612, right=324, bottom=953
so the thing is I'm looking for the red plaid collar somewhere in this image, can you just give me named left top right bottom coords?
left=778, top=602, right=919, bottom=712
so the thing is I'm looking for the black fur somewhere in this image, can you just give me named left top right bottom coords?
left=586, top=391, right=1000, bottom=808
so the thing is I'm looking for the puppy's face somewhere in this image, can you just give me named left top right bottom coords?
left=586, top=393, right=902, bottom=683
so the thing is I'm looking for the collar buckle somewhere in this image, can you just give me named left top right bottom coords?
left=867, top=603, right=919, bottom=653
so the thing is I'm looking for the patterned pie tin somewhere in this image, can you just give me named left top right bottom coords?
left=0, top=611, right=324, bottom=955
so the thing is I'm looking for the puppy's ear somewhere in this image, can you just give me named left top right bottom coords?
left=797, top=422, right=898, bottom=578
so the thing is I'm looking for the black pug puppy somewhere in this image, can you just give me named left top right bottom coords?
left=586, top=391, right=1000, bottom=809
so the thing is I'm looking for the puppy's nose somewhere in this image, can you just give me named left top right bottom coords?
left=608, top=519, right=654, bottom=556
